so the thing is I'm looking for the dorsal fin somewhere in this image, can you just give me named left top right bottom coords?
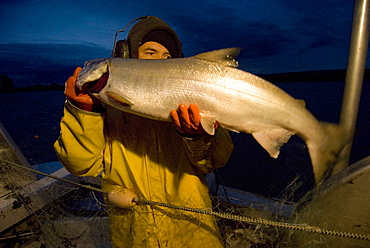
left=194, top=48, right=242, bottom=68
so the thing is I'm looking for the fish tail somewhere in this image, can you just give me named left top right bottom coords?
left=307, top=122, right=349, bottom=185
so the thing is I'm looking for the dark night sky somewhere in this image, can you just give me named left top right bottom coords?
left=0, top=0, right=367, bottom=87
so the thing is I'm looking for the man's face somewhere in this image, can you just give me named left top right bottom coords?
left=138, top=41, right=171, bottom=59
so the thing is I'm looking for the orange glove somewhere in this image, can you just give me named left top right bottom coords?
left=64, top=67, right=100, bottom=112
left=170, top=104, right=218, bottom=136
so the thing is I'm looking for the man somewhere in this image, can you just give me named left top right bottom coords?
left=54, top=16, right=234, bottom=247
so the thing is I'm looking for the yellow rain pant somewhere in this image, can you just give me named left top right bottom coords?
left=54, top=101, right=234, bottom=247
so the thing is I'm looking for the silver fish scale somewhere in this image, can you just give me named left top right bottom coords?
left=100, top=57, right=310, bottom=134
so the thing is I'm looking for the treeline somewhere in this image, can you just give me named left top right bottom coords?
left=0, top=75, right=64, bottom=93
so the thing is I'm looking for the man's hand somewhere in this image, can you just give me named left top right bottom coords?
left=64, top=67, right=99, bottom=112
left=171, top=104, right=217, bottom=136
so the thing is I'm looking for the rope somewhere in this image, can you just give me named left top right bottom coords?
left=134, top=198, right=370, bottom=241
left=2, top=158, right=370, bottom=241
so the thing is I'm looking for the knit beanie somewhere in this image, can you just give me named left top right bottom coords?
left=127, top=16, right=183, bottom=59
left=140, top=30, right=179, bottom=58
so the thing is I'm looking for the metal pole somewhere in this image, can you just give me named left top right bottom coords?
left=333, top=0, right=370, bottom=175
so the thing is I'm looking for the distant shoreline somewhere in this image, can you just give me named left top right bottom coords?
left=1, top=68, right=369, bottom=93
left=259, top=68, right=370, bottom=83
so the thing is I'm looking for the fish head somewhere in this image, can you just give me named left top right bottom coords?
left=76, top=58, right=109, bottom=89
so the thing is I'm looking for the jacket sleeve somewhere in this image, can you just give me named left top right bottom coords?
left=53, top=100, right=106, bottom=177
left=182, top=128, right=234, bottom=173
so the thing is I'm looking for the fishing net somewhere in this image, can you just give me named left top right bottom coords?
left=0, top=141, right=286, bottom=248
left=2, top=152, right=370, bottom=247
left=0, top=143, right=110, bottom=247
left=0, top=155, right=291, bottom=247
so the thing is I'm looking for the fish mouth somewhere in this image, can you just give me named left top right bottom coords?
left=87, top=71, right=109, bottom=94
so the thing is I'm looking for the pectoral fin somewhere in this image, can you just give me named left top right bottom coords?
left=106, top=91, right=133, bottom=107
left=199, top=111, right=218, bottom=135
left=252, top=128, right=295, bottom=158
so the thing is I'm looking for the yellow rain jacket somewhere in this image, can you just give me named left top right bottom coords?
left=54, top=101, right=234, bottom=247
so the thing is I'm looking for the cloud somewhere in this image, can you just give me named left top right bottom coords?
left=0, top=0, right=366, bottom=77
left=167, top=5, right=292, bottom=58
left=0, top=42, right=110, bottom=87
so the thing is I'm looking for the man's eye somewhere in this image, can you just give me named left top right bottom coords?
left=165, top=55, right=171, bottom=59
